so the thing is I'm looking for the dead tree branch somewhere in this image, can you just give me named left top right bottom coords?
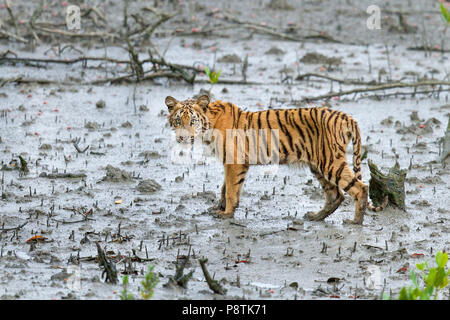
left=300, top=80, right=450, bottom=102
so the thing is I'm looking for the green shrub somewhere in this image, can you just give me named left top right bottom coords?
left=383, top=251, right=449, bottom=300
left=119, top=264, right=159, bottom=300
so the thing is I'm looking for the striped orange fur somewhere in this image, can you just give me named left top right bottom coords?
left=165, top=95, right=387, bottom=224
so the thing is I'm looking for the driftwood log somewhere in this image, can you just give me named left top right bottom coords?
left=368, top=160, right=407, bottom=210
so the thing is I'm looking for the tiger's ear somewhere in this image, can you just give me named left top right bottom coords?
left=165, top=96, right=178, bottom=112
left=196, top=95, right=210, bottom=112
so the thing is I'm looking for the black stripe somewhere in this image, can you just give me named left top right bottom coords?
left=274, top=110, right=290, bottom=154
left=235, top=177, right=246, bottom=185
left=230, top=103, right=235, bottom=128
left=257, top=111, right=262, bottom=129
left=302, top=112, right=315, bottom=159
left=326, top=155, right=334, bottom=177
left=310, top=108, right=319, bottom=136
left=237, top=108, right=243, bottom=127
left=333, top=112, right=340, bottom=132
left=266, top=110, right=272, bottom=129
left=283, top=110, right=295, bottom=152
left=335, top=162, right=346, bottom=184
left=327, top=167, right=333, bottom=182
left=248, top=112, right=255, bottom=131
left=237, top=170, right=247, bottom=177
left=343, top=177, right=358, bottom=192
left=292, top=112, right=306, bottom=145
left=298, top=109, right=313, bottom=160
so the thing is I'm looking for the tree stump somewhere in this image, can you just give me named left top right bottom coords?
left=368, top=160, right=407, bottom=210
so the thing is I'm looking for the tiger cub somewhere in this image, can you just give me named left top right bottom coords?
left=165, top=95, right=386, bottom=225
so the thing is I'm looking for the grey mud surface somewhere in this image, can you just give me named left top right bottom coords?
left=0, top=0, right=449, bottom=300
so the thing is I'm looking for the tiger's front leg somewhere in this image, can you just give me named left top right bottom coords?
left=208, top=182, right=226, bottom=212
left=214, top=164, right=249, bottom=219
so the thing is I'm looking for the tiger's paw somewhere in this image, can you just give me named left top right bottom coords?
left=207, top=202, right=225, bottom=213
left=343, top=218, right=363, bottom=225
left=210, top=210, right=234, bottom=219
left=304, top=211, right=325, bottom=221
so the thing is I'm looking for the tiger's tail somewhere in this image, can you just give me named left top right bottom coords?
left=349, top=118, right=388, bottom=212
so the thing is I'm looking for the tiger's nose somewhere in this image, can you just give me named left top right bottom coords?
left=177, top=135, right=195, bottom=144
left=177, top=135, right=190, bottom=143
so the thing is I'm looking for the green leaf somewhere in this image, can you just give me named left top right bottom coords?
left=398, top=287, right=409, bottom=300
left=410, top=270, right=419, bottom=288
left=441, top=276, right=448, bottom=289
left=416, top=262, right=426, bottom=271
left=420, top=290, right=430, bottom=300
left=441, top=2, right=450, bottom=23
left=435, top=268, right=447, bottom=288
left=382, top=292, right=391, bottom=300
left=436, top=251, right=448, bottom=268
left=436, top=251, right=443, bottom=267
left=427, top=268, right=437, bottom=286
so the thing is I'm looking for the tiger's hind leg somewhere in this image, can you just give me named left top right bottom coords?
left=333, top=163, right=368, bottom=225
left=304, top=169, right=344, bottom=221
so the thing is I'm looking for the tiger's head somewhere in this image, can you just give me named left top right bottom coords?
left=165, top=95, right=212, bottom=144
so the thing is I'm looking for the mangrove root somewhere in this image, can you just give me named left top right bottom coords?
left=164, top=257, right=194, bottom=289
left=95, top=242, right=118, bottom=284
left=198, top=258, right=227, bottom=295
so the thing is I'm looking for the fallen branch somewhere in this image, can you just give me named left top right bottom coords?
left=52, top=218, right=94, bottom=224
left=221, top=12, right=340, bottom=43
left=296, top=73, right=380, bottom=86
left=39, top=172, right=87, bottom=179
left=130, top=7, right=176, bottom=40
left=28, top=0, right=44, bottom=43
left=407, top=46, right=450, bottom=53
left=300, top=80, right=450, bottom=102
left=0, top=29, right=27, bottom=43
left=72, top=137, right=89, bottom=153
left=0, top=75, right=73, bottom=86
left=0, top=56, right=129, bottom=66
left=5, top=1, right=18, bottom=36
left=0, top=221, right=28, bottom=232
left=34, top=26, right=118, bottom=41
